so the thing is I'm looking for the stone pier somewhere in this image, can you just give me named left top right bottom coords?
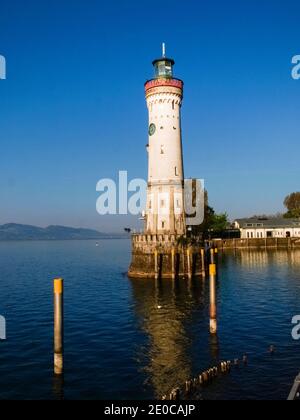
left=128, top=234, right=205, bottom=279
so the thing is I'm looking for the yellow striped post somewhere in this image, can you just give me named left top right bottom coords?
left=209, top=265, right=217, bottom=334
left=54, top=278, right=64, bottom=375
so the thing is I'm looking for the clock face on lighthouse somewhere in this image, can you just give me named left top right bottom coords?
left=149, top=123, right=156, bottom=136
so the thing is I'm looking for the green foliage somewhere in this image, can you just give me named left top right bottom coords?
left=284, top=209, right=300, bottom=219
left=210, top=213, right=228, bottom=233
left=284, top=192, right=300, bottom=219
left=188, top=190, right=228, bottom=239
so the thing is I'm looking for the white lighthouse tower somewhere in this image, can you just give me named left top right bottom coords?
left=129, top=46, right=196, bottom=280
left=145, top=45, right=186, bottom=236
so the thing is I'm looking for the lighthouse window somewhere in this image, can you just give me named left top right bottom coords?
left=175, top=167, right=179, bottom=176
left=162, top=222, right=165, bottom=229
left=172, top=101, right=175, bottom=110
left=156, top=62, right=173, bottom=78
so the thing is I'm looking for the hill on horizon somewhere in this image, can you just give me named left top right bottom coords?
left=0, top=223, right=119, bottom=241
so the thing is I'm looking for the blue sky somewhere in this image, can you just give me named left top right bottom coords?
left=0, top=0, right=299, bottom=233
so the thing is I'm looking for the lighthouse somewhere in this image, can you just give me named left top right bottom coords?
left=129, top=46, right=204, bottom=279
left=145, top=45, right=186, bottom=236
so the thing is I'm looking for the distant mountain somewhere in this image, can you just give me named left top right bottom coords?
left=0, top=224, right=115, bottom=241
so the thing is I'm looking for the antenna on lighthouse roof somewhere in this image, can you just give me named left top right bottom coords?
left=162, top=42, right=166, bottom=58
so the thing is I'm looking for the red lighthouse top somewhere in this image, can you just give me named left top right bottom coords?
left=145, top=78, right=183, bottom=91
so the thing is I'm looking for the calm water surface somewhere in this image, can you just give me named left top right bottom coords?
left=0, top=239, right=300, bottom=400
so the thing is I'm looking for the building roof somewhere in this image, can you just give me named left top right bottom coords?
left=235, top=218, right=300, bottom=229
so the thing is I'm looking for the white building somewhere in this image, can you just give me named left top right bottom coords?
left=145, top=46, right=186, bottom=235
left=234, top=218, right=300, bottom=239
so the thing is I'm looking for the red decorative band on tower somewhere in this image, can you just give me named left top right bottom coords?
left=145, top=78, right=183, bottom=94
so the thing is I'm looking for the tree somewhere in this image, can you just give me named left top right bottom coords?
left=210, top=213, right=228, bottom=234
left=188, top=190, right=228, bottom=240
left=284, top=192, right=300, bottom=218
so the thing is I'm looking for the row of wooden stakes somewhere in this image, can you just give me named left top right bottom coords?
left=161, top=358, right=248, bottom=401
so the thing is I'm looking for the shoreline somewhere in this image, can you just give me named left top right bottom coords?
left=213, top=237, right=300, bottom=250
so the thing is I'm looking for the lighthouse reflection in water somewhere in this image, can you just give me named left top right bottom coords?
left=130, top=276, right=217, bottom=398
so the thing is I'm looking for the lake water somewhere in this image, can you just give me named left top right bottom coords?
left=0, top=239, right=300, bottom=400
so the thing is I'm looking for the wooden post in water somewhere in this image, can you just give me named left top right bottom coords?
left=171, top=248, right=176, bottom=280
left=209, top=264, right=217, bottom=334
left=54, top=278, right=64, bottom=376
left=215, top=248, right=218, bottom=266
left=210, top=248, right=215, bottom=265
left=187, top=248, right=192, bottom=280
left=201, top=248, right=205, bottom=277
left=154, top=250, right=159, bottom=280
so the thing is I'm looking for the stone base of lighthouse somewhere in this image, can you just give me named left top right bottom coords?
left=128, top=234, right=205, bottom=279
